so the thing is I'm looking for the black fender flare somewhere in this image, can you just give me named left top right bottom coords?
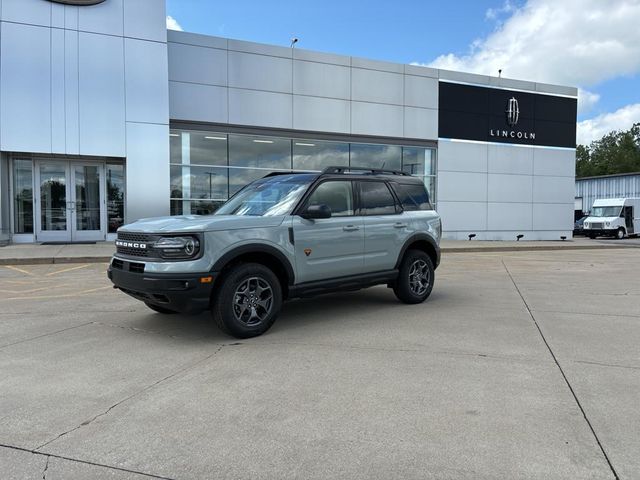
left=395, top=233, right=440, bottom=270
left=210, top=243, right=295, bottom=285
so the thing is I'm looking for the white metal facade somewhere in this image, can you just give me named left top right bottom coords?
left=576, top=173, right=640, bottom=214
left=0, top=0, right=578, bottom=243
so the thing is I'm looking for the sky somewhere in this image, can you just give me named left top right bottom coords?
left=165, top=0, right=640, bottom=146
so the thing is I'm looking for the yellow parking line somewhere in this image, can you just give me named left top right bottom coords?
left=45, top=264, right=90, bottom=276
left=5, top=285, right=112, bottom=301
left=0, top=284, right=72, bottom=295
left=3, top=265, right=35, bottom=276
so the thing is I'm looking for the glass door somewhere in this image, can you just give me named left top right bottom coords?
left=34, top=160, right=106, bottom=242
left=35, top=162, right=71, bottom=242
left=71, top=163, right=105, bottom=241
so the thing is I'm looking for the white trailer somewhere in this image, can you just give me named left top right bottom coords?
left=583, top=198, right=640, bottom=239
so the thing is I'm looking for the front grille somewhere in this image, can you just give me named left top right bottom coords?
left=129, top=262, right=145, bottom=273
left=588, top=222, right=603, bottom=229
left=116, top=232, right=158, bottom=257
left=112, top=259, right=124, bottom=270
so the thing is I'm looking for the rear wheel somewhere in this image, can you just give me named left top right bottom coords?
left=393, top=250, right=435, bottom=304
left=144, top=302, right=178, bottom=314
left=212, top=263, right=282, bottom=338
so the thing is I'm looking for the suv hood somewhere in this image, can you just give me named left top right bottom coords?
left=119, top=215, right=286, bottom=233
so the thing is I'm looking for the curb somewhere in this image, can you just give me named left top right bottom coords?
left=0, top=256, right=112, bottom=266
left=441, top=244, right=637, bottom=254
left=0, top=243, right=637, bottom=266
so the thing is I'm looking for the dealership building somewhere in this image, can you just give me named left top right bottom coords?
left=0, top=0, right=578, bottom=244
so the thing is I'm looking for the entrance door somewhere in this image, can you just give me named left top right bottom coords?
left=35, top=161, right=106, bottom=242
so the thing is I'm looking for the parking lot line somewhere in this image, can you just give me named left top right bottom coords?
left=5, top=285, right=112, bottom=301
left=3, top=265, right=35, bottom=276
left=45, top=264, right=90, bottom=277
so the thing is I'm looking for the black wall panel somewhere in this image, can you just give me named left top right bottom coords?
left=438, top=82, right=577, bottom=148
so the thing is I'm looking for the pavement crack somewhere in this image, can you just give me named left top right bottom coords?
left=33, top=344, right=228, bottom=452
left=0, top=323, right=93, bottom=350
left=42, top=455, right=50, bottom=479
left=0, top=443, right=176, bottom=480
left=502, top=259, right=620, bottom=480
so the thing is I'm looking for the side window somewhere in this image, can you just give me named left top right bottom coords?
left=306, top=181, right=354, bottom=217
left=359, top=181, right=397, bottom=216
left=391, top=183, right=432, bottom=211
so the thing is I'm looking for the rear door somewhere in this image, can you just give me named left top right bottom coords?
left=358, top=180, right=409, bottom=273
left=293, top=180, right=364, bottom=283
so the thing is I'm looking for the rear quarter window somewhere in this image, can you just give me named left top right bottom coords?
left=392, top=183, right=433, bottom=211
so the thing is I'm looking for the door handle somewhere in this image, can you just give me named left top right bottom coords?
left=394, top=223, right=408, bottom=228
left=343, top=225, right=360, bottom=232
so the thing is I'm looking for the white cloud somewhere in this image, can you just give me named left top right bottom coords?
left=427, top=0, right=640, bottom=89
left=577, top=103, right=640, bottom=145
left=166, top=15, right=183, bottom=31
left=577, top=88, right=600, bottom=116
left=486, top=0, right=516, bottom=21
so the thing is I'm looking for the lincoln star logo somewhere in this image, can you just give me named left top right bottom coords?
left=116, top=240, right=147, bottom=249
left=506, top=97, right=520, bottom=127
left=46, top=0, right=107, bottom=5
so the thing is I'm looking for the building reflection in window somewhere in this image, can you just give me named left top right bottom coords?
left=107, top=163, right=125, bottom=233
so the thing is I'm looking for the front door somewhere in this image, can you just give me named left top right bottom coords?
left=293, top=180, right=364, bottom=283
left=35, top=161, right=106, bottom=242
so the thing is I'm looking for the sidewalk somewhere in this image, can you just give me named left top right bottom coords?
left=0, top=237, right=637, bottom=265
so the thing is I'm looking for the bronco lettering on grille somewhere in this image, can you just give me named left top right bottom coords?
left=115, top=240, right=147, bottom=249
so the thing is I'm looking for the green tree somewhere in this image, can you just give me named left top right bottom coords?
left=576, top=123, right=640, bottom=178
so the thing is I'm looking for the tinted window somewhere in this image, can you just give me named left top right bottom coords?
left=306, top=181, right=354, bottom=217
left=359, top=182, right=397, bottom=215
left=392, top=183, right=432, bottom=211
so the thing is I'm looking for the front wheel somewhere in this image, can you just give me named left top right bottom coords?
left=212, top=263, right=282, bottom=338
left=393, top=250, right=435, bottom=304
left=616, top=228, right=626, bottom=239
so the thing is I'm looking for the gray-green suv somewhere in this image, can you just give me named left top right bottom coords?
left=108, top=167, right=441, bottom=338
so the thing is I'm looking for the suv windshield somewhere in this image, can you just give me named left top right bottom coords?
left=215, top=174, right=315, bottom=216
left=591, top=206, right=621, bottom=217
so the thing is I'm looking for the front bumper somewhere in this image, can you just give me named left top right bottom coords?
left=107, top=259, right=216, bottom=313
left=583, top=229, right=616, bottom=237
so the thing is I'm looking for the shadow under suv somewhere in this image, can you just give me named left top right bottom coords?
left=108, top=167, right=441, bottom=338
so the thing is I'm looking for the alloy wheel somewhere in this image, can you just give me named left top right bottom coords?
left=232, top=276, right=273, bottom=326
left=408, top=259, right=431, bottom=296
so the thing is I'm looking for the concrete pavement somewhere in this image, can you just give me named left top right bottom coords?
left=1, top=249, right=639, bottom=479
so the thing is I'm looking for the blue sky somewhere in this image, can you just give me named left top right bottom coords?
left=166, top=0, right=640, bottom=145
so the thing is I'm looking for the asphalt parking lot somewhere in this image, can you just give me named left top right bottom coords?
left=1, top=248, right=639, bottom=479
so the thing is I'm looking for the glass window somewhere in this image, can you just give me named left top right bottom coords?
left=293, top=139, right=349, bottom=171
left=216, top=174, right=315, bottom=217
left=189, top=131, right=227, bottom=166
left=106, top=164, right=124, bottom=233
left=306, top=181, right=354, bottom=217
left=359, top=181, right=397, bottom=216
left=402, top=147, right=434, bottom=176
left=13, top=159, right=34, bottom=234
left=170, top=132, right=182, bottom=164
left=229, top=168, right=285, bottom=196
left=229, top=134, right=291, bottom=170
left=350, top=143, right=401, bottom=171
left=171, top=165, right=228, bottom=200
left=392, top=182, right=432, bottom=211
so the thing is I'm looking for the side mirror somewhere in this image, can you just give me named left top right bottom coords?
left=301, top=204, right=332, bottom=219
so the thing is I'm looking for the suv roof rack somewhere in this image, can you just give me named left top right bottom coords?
left=321, top=166, right=410, bottom=176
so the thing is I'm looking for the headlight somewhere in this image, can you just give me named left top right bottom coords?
left=584, top=222, right=589, bottom=228
left=154, top=236, right=201, bottom=259
left=605, top=222, right=610, bottom=227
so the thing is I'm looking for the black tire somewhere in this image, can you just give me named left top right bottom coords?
left=393, top=249, right=435, bottom=304
left=144, top=302, right=178, bottom=314
left=616, top=228, right=626, bottom=240
left=212, top=263, right=282, bottom=338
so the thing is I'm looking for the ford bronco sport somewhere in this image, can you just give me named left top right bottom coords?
left=108, top=167, right=441, bottom=338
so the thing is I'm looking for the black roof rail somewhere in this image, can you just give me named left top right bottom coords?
left=321, top=166, right=410, bottom=176
left=262, top=171, right=315, bottom=178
